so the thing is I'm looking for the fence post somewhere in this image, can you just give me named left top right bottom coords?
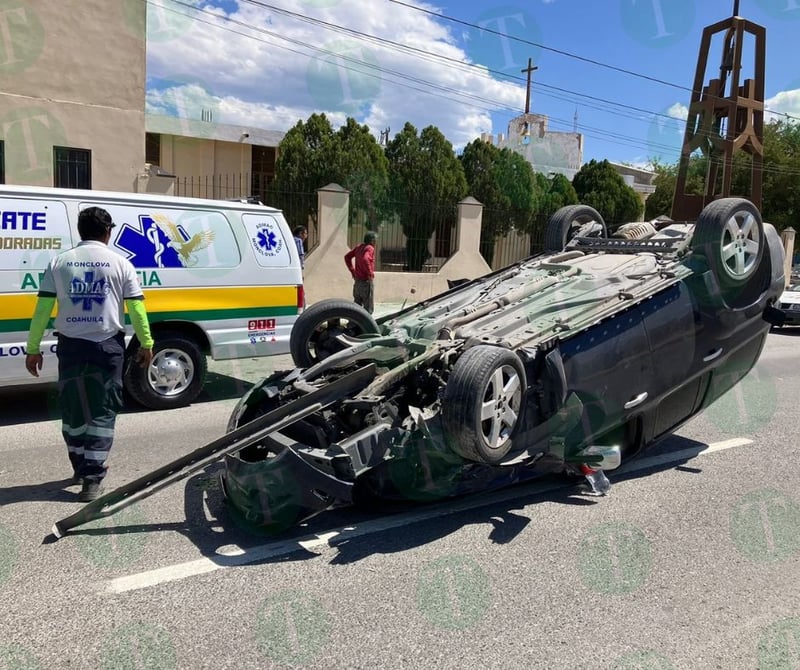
left=303, top=183, right=352, bottom=305
left=432, top=196, right=491, bottom=284
left=455, top=196, right=484, bottom=256
left=781, top=227, right=796, bottom=287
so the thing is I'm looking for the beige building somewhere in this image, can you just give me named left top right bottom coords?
left=607, top=161, right=657, bottom=209
left=486, top=112, right=584, bottom=180
left=0, top=2, right=284, bottom=200
left=144, top=115, right=284, bottom=201
left=0, top=0, right=146, bottom=191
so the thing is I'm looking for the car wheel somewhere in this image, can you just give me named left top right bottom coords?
left=442, top=345, right=526, bottom=464
left=290, top=299, right=379, bottom=367
left=544, top=205, right=607, bottom=252
left=124, top=333, right=207, bottom=409
left=693, top=198, right=765, bottom=289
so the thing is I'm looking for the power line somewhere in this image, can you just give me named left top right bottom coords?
left=146, top=0, right=800, bottom=175
left=159, top=0, right=691, bottom=156
left=385, top=0, right=800, bottom=125
left=386, top=0, right=692, bottom=92
left=238, top=0, right=686, bottom=125
left=234, top=0, right=800, bottom=142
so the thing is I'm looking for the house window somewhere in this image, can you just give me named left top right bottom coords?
left=146, top=133, right=161, bottom=166
left=53, top=147, right=91, bottom=189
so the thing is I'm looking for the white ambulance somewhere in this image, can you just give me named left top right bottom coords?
left=0, top=185, right=304, bottom=409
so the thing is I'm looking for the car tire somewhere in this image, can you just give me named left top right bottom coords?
left=290, top=299, right=379, bottom=367
left=124, top=333, right=207, bottom=409
left=442, top=345, right=526, bottom=464
left=692, top=198, right=768, bottom=307
left=544, top=205, right=607, bottom=252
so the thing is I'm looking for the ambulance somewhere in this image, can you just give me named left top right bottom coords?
left=0, top=185, right=304, bottom=409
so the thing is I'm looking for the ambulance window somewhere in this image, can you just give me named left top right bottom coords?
left=242, top=213, right=292, bottom=267
left=94, top=204, right=240, bottom=269
left=0, top=198, right=71, bottom=273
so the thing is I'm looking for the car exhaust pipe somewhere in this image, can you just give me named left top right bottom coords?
left=575, top=445, right=622, bottom=470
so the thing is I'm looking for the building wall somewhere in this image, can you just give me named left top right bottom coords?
left=0, top=0, right=145, bottom=190
left=496, top=113, right=584, bottom=180
left=159, top=135, right=254, bottom=199
left=160, top=136, right=252, bottom=178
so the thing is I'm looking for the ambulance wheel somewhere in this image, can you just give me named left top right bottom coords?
left=124, top=333, right=207, bottom=409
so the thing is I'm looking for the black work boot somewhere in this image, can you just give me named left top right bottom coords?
left=78, top=480, right=104, bottom=502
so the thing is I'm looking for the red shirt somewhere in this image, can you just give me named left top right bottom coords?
left=344, top=243, right=375, bottom=280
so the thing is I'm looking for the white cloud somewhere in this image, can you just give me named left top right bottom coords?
left=765, top=88, right=800, bottom=121
left=146, top=0, right=524, bottom=148
left=665, top=102, right=688, bottom=121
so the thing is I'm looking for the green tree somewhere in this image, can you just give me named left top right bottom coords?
left=532, top=172, right=579, bottom=253
left=536, top=172, right=579, bottom=221
left=760, top=119, right=800, bottom=232
left=386, top=123, right=467, bottom=271
left=268, top=113, right=338, bottom=232
left=460, top=140, right=539, bottom=264
left=644, top=160, right=677, bottom=219
left=269, top=114, right=391, bottom=235
left=647, top=119, right=800, bottom=229
left=334, top=118, right=390, bottom=229
left=572, top=159, right=642, bottom=225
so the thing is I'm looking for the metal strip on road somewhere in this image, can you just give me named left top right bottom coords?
left=103, top=437, right=753, bottom=595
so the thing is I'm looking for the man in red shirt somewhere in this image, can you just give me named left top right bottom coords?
left=344, top=231, right=377, bottom=314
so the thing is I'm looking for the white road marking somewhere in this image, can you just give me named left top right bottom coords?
left=103, top=437, right=753, bottom=594
left=616, top=437, right=752, bottom=474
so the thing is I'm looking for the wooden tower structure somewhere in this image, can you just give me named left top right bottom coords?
left=671, top=2, right=766, bottom=220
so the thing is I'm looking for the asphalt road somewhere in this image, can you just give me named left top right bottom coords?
left=1, top=330, right=799, bottom=670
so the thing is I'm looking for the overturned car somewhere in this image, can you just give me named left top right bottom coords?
left=219, top=198, right=785, bottom=533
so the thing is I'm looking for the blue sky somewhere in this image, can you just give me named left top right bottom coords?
left=145, top=0, right=800, bottom=167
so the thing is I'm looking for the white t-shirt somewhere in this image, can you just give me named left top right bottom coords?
left=39, top=241, right=143, bottom=342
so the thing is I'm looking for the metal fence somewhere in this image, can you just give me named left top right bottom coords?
left=489, top=224, right=546, bottom=270
left=171, top=173, right=539, bottom=272
left=174, top=174, right=321, bottom=253
left=174, top=173, right=251, bottom=200
left=347, top=202, right=458, bottom=273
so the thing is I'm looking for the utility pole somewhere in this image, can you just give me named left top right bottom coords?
left=520, top=58, right=538, bottom=114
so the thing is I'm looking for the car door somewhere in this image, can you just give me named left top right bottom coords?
left=639, top=282, right=705, bottom=438
left=558, top=303, right=654, bottom=447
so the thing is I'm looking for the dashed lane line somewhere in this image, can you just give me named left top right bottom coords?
left=103, top=437, right=753, bottom=594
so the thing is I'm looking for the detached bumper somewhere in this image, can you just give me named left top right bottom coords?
left=222, top=444, right=355, bottom=533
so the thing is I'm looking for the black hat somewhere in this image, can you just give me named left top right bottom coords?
left=364, top=231, right=378, bottom=244
left=78, top=207, right=116, bottom=239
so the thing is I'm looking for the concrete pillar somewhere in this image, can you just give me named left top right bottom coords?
left=304, top=183, right=352, bottom=304
left=781, top=227, right=795, bottom=287
left=433, top=196, right=491, bottom=286
left=455, top=196, right=483, bottom=256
